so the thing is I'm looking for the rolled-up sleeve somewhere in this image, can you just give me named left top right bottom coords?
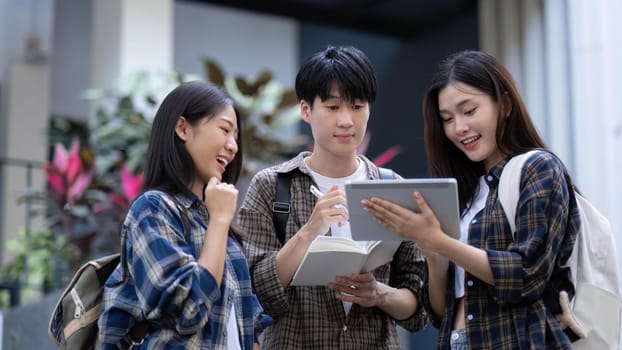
left=390, top=241, right=428, bottom=331
left=486, top=153, right=573, bottom=304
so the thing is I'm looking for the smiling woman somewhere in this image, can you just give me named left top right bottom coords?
left=97, top=81, right=270, bottom=349
left=174, top=104, right=239, bottom=188
left=438, top=81, right=505, bottom=171
left=363, top=50, right=582, bottom=349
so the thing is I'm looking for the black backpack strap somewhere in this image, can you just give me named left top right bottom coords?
left=378, top=167, right=397, bottom=179
left=273, top=172, right=292, bottom=245
left=120, top=322, right=150, bottom=349
left=114, top=193, right=193, bottom=349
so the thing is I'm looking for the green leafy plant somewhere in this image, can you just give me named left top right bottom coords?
left=86, top=71, right=186, bottom=174
left=1, top=66, right=307, bottom=302
left=204, top=58, right=307, bottom=172
left=0, top=227, right=70, bottom=306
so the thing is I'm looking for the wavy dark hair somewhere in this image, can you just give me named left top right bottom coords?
left=423, top=50, right=547, bottom=212
left=141, top=81, right=245, bottom=239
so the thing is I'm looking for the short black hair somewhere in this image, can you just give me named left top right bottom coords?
left=295, top=45, right=377, bottom=106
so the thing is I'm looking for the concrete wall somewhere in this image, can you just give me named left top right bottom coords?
left=174, top=2, right=298, bottom=85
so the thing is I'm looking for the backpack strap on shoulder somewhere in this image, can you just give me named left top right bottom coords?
left=174, top=200, right=191, bottom=241
left=159, top=193, right=192, bottom=240
left=378, top=167, right=397, bottom=179
left=498, top=150, right=539, bottom=238
left=273, top=172, right=292, bottom=246
left=118, top=193, right=191, bottom=347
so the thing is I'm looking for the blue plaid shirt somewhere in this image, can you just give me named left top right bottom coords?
left=423, top=151, right=580, bottom=349
left=97, top=190, right=268, bottom=349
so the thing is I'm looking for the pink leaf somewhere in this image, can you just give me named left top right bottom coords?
left=66, top=153, right=83, bottom=185
left=110, top=193, right=129, bottom=209
left=52, top=143, right=69, bottom=173
left=44, top=163, right=66, bottom=195
left=372, top=145, right=403, bottom=167
left=66, top=140, right=83, bottom=184
left=121, top=167, right=142, bottom=200
left=69, top=139, right=80, bottom=154
left=67, top=170, right=93, bottom=204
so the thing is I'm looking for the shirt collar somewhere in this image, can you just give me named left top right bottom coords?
left=486, top=155, right=513, bottom=185
left=173, top=190, right=200, bottom=209
left=274, top=151, right=382, bottom=179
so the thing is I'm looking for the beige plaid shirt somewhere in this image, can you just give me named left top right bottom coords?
left=237, top=152, right=427, bottom=349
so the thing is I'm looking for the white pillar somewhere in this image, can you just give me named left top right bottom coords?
left=1, top=63, right=49, bottom=260
left=543, top=0, right=573, bottom=167
left=520, top=0, right=546, bottom=138
left=0, top=0, right=55, bottom=262
left=478, top=0, right=499, bottom=58
left=91, top=0, right=173, bottom=92
left=567, top=0, right=614, bottom=210
left=598, top=0, right=622, bottom=233
left=498, top=0, right=523, bottom=90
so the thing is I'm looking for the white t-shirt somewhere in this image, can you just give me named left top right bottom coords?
left=455, top=175, right=488, bottom=298
left=224, top=266, right=242, bottom=349
left=305, top=157, right=367, bottom=240
left=305, top=157, right=368, bottom=314
left=226, top=303, right=242, bottom=349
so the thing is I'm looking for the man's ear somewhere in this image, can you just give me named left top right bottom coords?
left=300, top=100, right=311, bottom=124
left=175, top=116, right=189, bottom=141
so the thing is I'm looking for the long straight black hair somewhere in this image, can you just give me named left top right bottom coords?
left=141, top=81, right=245, bottom=240
left=142, top=81, right=243, bottom=193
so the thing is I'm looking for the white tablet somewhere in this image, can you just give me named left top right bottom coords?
left=345, top=178, right=460, bottom=241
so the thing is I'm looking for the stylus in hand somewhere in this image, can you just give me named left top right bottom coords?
left=310, top=185, right=324, bottom=199
left=310, top=185, right=347, bottom=211
left=310, top=185, right=349, bottom=230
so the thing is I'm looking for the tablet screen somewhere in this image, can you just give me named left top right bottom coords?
left=345, top=178, right=460, bottom=241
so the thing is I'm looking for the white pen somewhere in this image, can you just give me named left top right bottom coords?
left=310, top=185, right=347, bottom=211
left=310, top=185, right=323, bottom=199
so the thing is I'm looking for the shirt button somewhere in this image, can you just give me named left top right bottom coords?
left=343, top=325, right=348, bottom=332
left=467, top=314, right=474, bottom=321
left=471, top=219, right=477, bottom=224
left=223, top=330, right=227, bottom=337
left=486, top=175, right=493, bottom=182
left=451, top=332, right=460, bottom=341
left=467, top=280, right=474, bottom=287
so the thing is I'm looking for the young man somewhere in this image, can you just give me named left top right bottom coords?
left=237, top=45, right=427, bottom=349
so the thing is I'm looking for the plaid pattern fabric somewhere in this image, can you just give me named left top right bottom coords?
left=97, top=190, right=265, bottom=349
left=238, top=152, right=427, bottom=349
left=423, top=152, right=580, bottom=349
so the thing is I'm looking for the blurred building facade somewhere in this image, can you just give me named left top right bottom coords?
left=0, top=0, right=621, bottom=349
